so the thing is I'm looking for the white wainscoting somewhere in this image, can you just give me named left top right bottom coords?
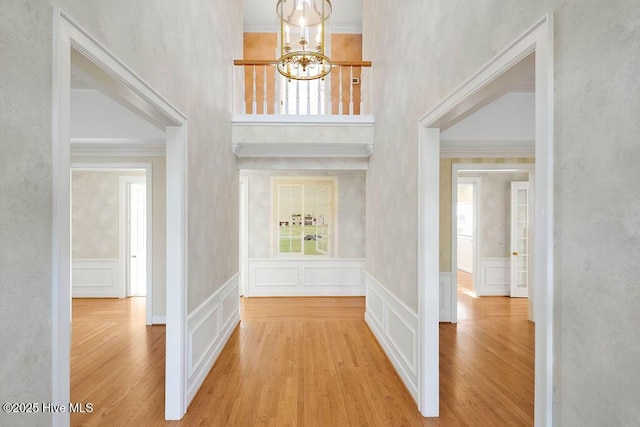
left=247, top=258, right=365, bottom=296
left=439, top=272, right=453, bottom=322
left=364, top=272, right=418, bottom=402
left=478, top=258, right=510, bottom=296
left=187, top=273, right=240, bottom=403
left=72, top=259, right=120, bottom=297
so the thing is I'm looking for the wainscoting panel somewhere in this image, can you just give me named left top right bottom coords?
left=187, top=274, right=240, bottom=403
left=254, top=266, right=299, bottom=287
left=479, top=258, right=510, bottom=296
left=364, top=272, right=418, bottom=402
left=439, top=272, right=452, bottom=322
left=247, top=259, right=365, bottom=296
left=72, top=259, right=120, bottom=297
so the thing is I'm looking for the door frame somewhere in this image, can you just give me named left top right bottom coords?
left=453, top=176, right=481, bottom=303
left=53, top=9, right=189, bottom=424
left=70, top=164, right=153, bottom=324
left=510, top=180, right=531, bottom=299
left=417, top=14, right=554, bottom=424
left=451, top=165, right=534, bottom=311
left=120, top=175, right=149, bottom=300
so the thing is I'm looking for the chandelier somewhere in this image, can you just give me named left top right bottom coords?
left=276, top=0, right=332, bottom=81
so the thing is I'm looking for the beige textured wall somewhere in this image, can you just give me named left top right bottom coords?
left=242, top=170, right=366, bottom=259
left=72, top=170, right=145, bottom=259
left=364, top=1, right=640, bottom=424
left=458, top=171, right=529, bottom=259
left=0, top=1, right=241, bottom=421
left=440, top=158, right=533, bottom=270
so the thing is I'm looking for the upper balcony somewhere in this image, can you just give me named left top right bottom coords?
left=232, top=60, right=374, bottom=158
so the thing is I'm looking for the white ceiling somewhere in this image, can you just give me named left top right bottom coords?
left=441, top=92, right=535, bottom=147
left=243, top=0, right=363, bottom=33
left=440, top=53, right=536, bottom=152
left=70, top=88, right=165, bottom=139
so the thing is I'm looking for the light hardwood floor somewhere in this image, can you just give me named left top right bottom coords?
left=71, top=289, right=533, bottom=426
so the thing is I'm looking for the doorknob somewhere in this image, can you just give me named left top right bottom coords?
left=512, top=251, right=518, bottom=256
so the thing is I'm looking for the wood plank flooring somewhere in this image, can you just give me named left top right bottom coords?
left=71, top=287, right=533, bottom=426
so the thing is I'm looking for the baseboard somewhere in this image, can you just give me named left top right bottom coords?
left=364, top=272, right=418, bottom=402
left=72, top=259, right=120, bottom=297
left=247, top=258, right=365, bottom=296
left=186, top=273, right=240, bottom=403
left=151, top=316, right=166, bottom=325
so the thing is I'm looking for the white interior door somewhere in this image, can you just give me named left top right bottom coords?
left=510, top=181, right=529, bottom=298
left=129, top=182, right=147, bottom=296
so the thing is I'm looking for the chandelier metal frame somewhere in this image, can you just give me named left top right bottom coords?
left=276, top=0, right=332, bottom=81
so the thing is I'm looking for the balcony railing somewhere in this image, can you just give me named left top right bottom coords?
left=233, top=59, right=372, bottom=117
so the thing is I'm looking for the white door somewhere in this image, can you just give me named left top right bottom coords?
left=129, top=182, right=147, bottom=296
left=510, top=181, right=529, bottom=298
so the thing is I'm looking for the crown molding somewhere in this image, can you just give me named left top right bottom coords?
left=440, top=148, right=535, bottom=158
left=233, top=141, right=373, bottom=158
left=70, top=138, right=166, bottom=157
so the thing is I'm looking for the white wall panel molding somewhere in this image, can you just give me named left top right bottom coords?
left=70, top=137, right=166, bottom=157
left=439, top=272, right=452, bottom=322
left=478, top=258, right=510, bottom=296
left=364, top=272, right=418, bottom=402
left=237, top=157, right=369, bottom=171
left=72, top=259, right=120, bottom=297
left=232, top=119, right=374, bottom=158
left=440, top=148, right=535, bottom=158
left=247, top=258, right=365, bottom=296
left=186, top=274, right=240, bottom=403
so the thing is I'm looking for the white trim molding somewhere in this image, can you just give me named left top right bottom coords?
left=364, top=272, right=419, bottom=402
left=71, top=137, right=166, bottom=157
left=231, top=116, right=375, bottom=158
left=152, top=316, right=167, bottom=325
left=53, top=9, right=189, bottom=424
left=71, top=259, right=120, bottom=297
left=478, top=258, right=510, bottom=296
left=186, top=274, right=240, bottom=403
left=440, top=148, right=535, bottom=158
left=247, top=258, right=365, bottom=296
left=417, top=14, right=554, bottom=424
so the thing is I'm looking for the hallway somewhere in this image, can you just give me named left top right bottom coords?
left=71, top=289, right=533, bottom=426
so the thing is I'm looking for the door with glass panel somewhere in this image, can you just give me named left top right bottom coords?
left=510, top=181, right=529, bottom=298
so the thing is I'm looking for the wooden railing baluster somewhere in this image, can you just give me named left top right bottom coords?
left=349, top=65, right=354, bottom=116
left=233, top=60, right=372, bottom=116
left=263, top=66, right=268, bottom=114
left=338, top=66, right=343, bottom=116
left=252, top=65, right=257, bottom=114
